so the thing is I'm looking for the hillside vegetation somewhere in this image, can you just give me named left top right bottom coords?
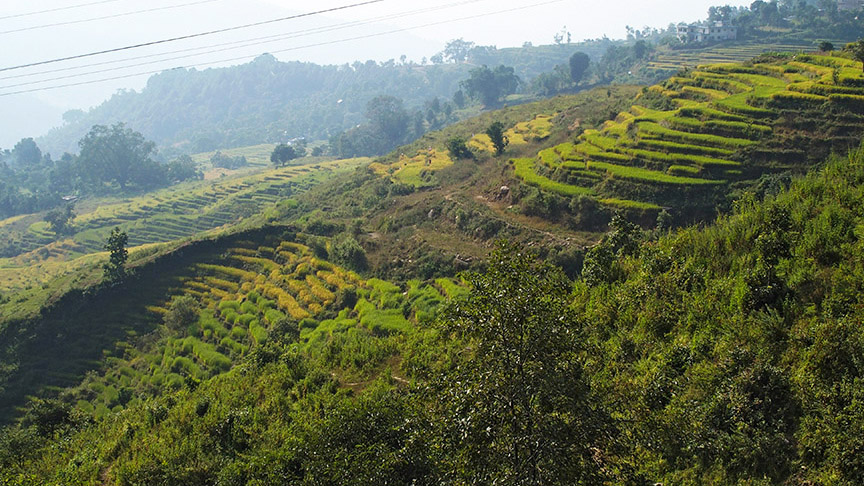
left=4, top=138, right=864, bottom=484
left=5, top=40, right=864, bottom=483
left=646, top=40, right=833, bottom=72
left=508, top=52, right=864, bottom=218
left=0, top=158, right=365, bottom=322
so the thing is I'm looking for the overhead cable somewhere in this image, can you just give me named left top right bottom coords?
left=0, top=0, right=128, bottom=21
left=0, top=0, right=385, bottom=73
left=0, top=0, right=564, bottom=97
left=0, top=0, right=490, bottom=87
left=0, top=0, right=224, bottom=36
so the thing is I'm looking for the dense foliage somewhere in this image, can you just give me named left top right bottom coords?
left=0, top=126, right=200, bottom=220
left=705, top=2, right=864, bottom=41
left=460, top=65, right=520, bottom=107
left=4, top=143, right=864, bottom=483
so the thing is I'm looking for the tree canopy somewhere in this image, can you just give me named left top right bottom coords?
left=569, top=52, right=591, bottom=83
left=78, top=123, right=161, bottom=190
left=270, top=143, right=304, bottom=167
left=12, top=138, right=42, bottom=167
left=485, top=121, right=509, bottom=156
left=443, top=38, right=476, bottom=63
left=365, top=95, right=409, bottom=143
left=461, top=65, right=520, bottom=107
left=434, top=242, right=605, bottom=484
left=847, top=39, right=864, bottom=73
left=102, top=227, right=128, bottom=283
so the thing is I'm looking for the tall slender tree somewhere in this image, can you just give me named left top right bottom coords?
left=103, top=227, right=128, bottom=282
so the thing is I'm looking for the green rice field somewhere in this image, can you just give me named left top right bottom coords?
left=512, top=52, right=864, bottom=210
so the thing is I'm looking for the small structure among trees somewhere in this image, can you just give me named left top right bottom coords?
left=676, top=21, right=738, bottom=43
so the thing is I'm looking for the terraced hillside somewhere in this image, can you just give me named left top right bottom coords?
left=646, top=40, right=821, bottom=73
left=0, top=226, right=463, bottom=422
left=512, top=52, right=864, bottom=216
left=0, top=158, right=365, bottom=294
left=0, top=158, right=368, bottom=330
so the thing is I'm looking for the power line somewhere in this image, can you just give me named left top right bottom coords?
left=0, top=0, right=223, bottom=36
left=0, top=0, right=385, bottom=73
left=0, top=0, right=128, bottom=21
left=0, top=0, right=564, bottom=98
left=0, top=0, right=490, bottom=87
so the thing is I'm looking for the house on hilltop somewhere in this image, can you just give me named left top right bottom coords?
left=837, top=0, right=864, bottom=11
left=677, top=22, right=737, bottom=43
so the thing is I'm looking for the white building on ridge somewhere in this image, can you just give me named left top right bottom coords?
left=677, top=22, right=738, bottom=43
left=837, top=0, right=864, bottom=11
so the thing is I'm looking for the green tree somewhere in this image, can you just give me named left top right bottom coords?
left=569, top=51, right=591, bottom=83
left=485, top=121, right=509, bottom=156
left=330, top=234, right=368, bottom=271
left=452, top=89, right=466, bottom=108
left=633, top=40, right=649, bottom=59
left=164, top=294, right=200, bottom=332
left=165, top=154, right=201, bottom=182
left=846, top=39, right=864, bottom=73
left=212, top=151, right=248, bottom=169
left=365, top=95, right=409, bottom=144
left=435, top=242, right=606, bottom=485
left=533, top=65, right=572, bottom=96
left=270, top=143, right=301, bottom=167
left=461, top=65, right=520, bottom=107
left=818, top=40, right=834, bottom=52
left=12, top=138, right=42, bottom=167
left=445, top=136, right=474, bottom=160
left=103, top=227, right=128, bottom=282
left=77, top=123, right=160, bottom=190
left=44, top=204, right=75, bottom=235
left=443, top=38, right=475, bottom=63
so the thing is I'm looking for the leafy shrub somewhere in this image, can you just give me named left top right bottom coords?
left=330, top=235, right=368, bottom=272
left=164, top=295, right=201, bottom=331
left=446, top=136, right=475, bottom=160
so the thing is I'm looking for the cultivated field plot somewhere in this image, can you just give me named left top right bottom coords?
left=189, top=143, right=277, bottom=169
left=646, top=40, right=823, bottom=72
left=71, top=239, right=466, bottom=415
left=368, top=114, right=556, bottom=188
left=513, top=53, right=864, bottom=210
left=0, top=158, right=366, bottom=292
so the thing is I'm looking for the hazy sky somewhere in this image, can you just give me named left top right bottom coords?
left=0, top=0, right=750, bottom=146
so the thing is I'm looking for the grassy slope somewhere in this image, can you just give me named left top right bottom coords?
left=7, top=139, right=864, bottom=486
left=5, top=49, right=863, bottom=385
left=0, top=222, right=463, bottom=422
left=645, top=39, right=827, bottom=72
left=6, top=48, right=864, bottom=399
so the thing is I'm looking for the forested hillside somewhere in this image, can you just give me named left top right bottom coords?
left=37, top=54, right=473, bottom=156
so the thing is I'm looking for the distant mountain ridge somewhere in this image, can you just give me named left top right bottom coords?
left=34, top=43, right=598, bottom=157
